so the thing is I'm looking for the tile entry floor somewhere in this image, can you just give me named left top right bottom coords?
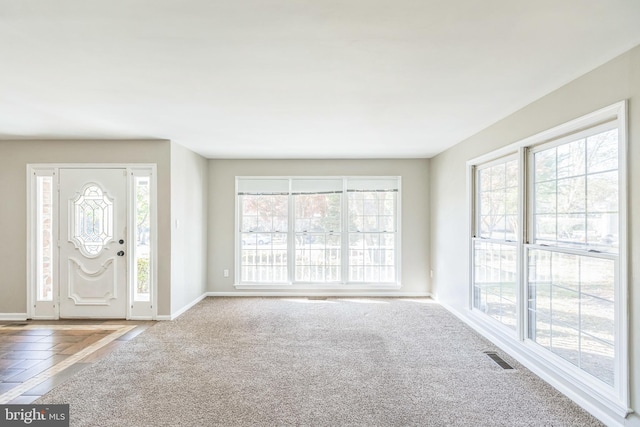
left=0, top=320, right=154, bottom=404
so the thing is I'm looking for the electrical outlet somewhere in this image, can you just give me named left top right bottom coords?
left=223, top=269, right=229, bottom=278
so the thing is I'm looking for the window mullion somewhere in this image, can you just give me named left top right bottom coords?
left=341, top=178, right=349, bottom=284
left=517, top=147, right=527, bottom=342
left=287, top=180, right=295, bottom=284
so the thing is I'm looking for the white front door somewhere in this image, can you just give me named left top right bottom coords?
left=58, top=168, right=128, bottom=318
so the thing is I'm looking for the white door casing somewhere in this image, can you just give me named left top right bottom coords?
left=58, top=168, right=127, bottom=318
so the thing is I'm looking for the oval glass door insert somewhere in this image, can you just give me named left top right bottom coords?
left=71, top=183, right=114, bottom=257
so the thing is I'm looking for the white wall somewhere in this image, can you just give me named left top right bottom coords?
left=430, top=45, right=640, bottom=425
left=208, top=159, right=430, bottom=296
left=170, top=142, right=209, bottom=315
left=0, top=140, right=173, bottom=316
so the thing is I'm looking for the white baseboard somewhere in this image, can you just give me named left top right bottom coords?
left=164, top=293, right=209, bottom=320
left=0, top=313, right=28, bottom=321
left=205, top=291, right=432, bottom=298
left=436, top=299, right=627, bottom=427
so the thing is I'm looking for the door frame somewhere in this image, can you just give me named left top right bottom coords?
left=26, top=163, right=158, bottom=320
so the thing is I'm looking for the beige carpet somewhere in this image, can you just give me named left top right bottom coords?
left=38, top=297, right=603, bottom=426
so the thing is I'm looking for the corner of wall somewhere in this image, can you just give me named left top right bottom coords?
left=169, top=142, right=209, bottom=316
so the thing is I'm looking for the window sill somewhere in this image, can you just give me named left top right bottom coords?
left=233, top=283, right=402, bottom=291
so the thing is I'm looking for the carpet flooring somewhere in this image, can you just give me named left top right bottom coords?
left=37, top=298, right=603, bottom=426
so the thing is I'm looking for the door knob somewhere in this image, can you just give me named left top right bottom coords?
left=117, top=251, right=125, bottom=256
left=119, top=239, right=125, bottom=244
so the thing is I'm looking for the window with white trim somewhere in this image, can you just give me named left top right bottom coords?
left=347, top=179, right=398, bottom=283
left=527, top=123, right=619, bottom=386
left=469, top=102, right=628, bottom=413
left=293, top=179, right=342, bottom=283
left=238, top=179, right=289, bottom=283
left=472, top=157, right=519, bottom=331
left=237, top=177, right=400, bottom=286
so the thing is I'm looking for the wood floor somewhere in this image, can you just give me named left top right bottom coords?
left=0, top=320, right=154, bottom=404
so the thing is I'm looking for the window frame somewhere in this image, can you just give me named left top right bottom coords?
left=235, top=176, right=401, bottom=289
left=526, top=120, right=620, bottom=254
left=129, top=168, right=157, bottom=319
left=28, top=168, right=58, bottom=319
left=467, top=101, right=629, bottom=418
left=346, top=182, right=399, bottom=284
left=237, top=192, right=290, bottom=284
left=524, top=120, right=625, bottom=404
left=471, top=154, right=521, bottom=335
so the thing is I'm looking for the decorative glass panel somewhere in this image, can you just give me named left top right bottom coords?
left=72, top=184, right=114, bottom=257
left=134, top=177, right=151, bottom=302
left=36, top=176, right=54, bottom=301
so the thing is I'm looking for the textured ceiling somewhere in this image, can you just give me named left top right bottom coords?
left=1, top=1, right=640, bottom=158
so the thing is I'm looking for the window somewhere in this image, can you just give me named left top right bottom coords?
left=134, top=176, right=151, bottom=302
left=238, top=179, right=289, bottom=283
left=472, top=158, right=519, bottom=330
left=293, top=179, right=342, bottom=283
left=236, top=177, right=400, bottom=286
left=531, top=127, right=619, bottom=252
left=527, top=124, right=619, bottom=386
left=469, top=102, right=628, bottom=414
left=36, top=175, right=54, bottom=302
left=129, top=167, right=157, bottom=319
left=347, top=179, right=398, bottom=283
